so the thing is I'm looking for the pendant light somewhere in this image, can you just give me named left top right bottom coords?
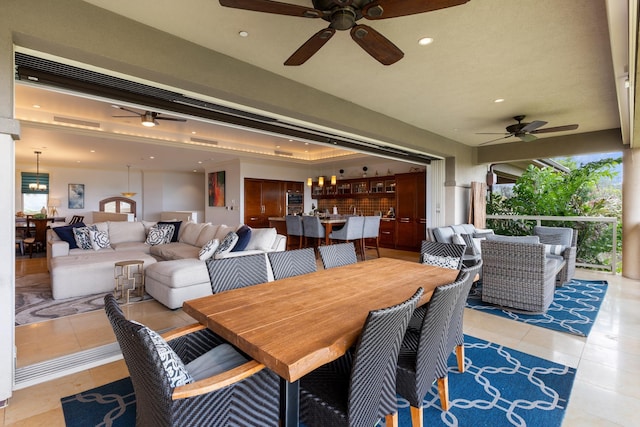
left=121, top=165, right=137, bottom=198
left=29, top=151, right=47, bottom=191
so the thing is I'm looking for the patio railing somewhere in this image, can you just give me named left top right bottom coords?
left=486, top=214, right=618, bottom=273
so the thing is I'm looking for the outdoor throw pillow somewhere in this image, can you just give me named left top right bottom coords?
left=89, top=229, right=111, bottom=251
left=198, top=239, right=220, bottom=261
left=544, top=244, right=566, bottom=256
left=214, top=231, right=238, bottom=258
left=451, top=233, right=466, bottom=245
left=422, top=253, right=460, bottom=270
left=146, top=225, right=174, bottom=246
left=135, top=323, right=194, bottom=387
left=158, top=221, right=182, bottom=243
left=185, top=343, right=249, bottom=381
left=72, top=225, right=98, bottom=250
left=53, top=222, right=86, bottom=249
left=231, top=225, right=252, bottom=252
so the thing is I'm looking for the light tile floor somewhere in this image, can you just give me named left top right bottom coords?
left=3, top=250, right=639, bottom=426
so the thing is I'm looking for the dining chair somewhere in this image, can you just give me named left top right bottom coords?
left=23, top=215, right=38, bottom=258
left=300, top=287, right=423, bottom=427
left=329, top=215, right=365, bottom=259
left=419, top=240, right=466, bottom=270
left=267, top=248, right=317, bottom=280
left=318, top=242, right=358, bottom=269
left=396, top=272, right=469, bottom=426
left=361, top=215, right=381, bottom=260
left=206, top=254, right=269, bottom=293
left=103, top=294, right=280, bottom=427
left=302, top=215, right=326, bottom=253
left=285, top=215, right=305, bottom=249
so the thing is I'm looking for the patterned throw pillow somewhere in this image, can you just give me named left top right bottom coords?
left=89, top=229, right=111, bottom=251
left=198, top=239, right=220, bottom=261
left=138, top=325, right=194, bottom=388
left=73, top=225, right=98, bottom=250
left=422, top=253, right=460, bottom=270
left=157, top=221, right=180, bottom=243
left=145, top=225, right=174, bottom=246
left=544, top=244, right=566, bottom=256
left=214, top=231, right=239, bottom=258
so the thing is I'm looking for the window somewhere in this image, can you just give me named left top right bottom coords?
left=22, top=193, right=48, bottom=214
left=99, top=197, right=136, bottom=215
left=21, top=172, right=49, bottom=213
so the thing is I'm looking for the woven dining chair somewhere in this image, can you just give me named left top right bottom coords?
left=206, top=254, right=269, bottom=293
left=104, top=294, right=280, bottom=427
left=268, top=248, right=317, bottom=280
left=318, top=242, right=358, bottom=269
left=300, top=287, right=423, bottom=427
left=285, top=215, right=305, bottom=249
left=396, top=272, right=469, bottom=426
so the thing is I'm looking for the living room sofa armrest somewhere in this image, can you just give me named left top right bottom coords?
left=49, top=240, right=70, bottom=258
left=272, top=234, right=287, bottom=252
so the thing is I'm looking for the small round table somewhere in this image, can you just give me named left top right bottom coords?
left=114, top=260, right=145, bottom=304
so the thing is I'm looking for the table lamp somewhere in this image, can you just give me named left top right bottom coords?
left=48, top=198, right=61, bottom=217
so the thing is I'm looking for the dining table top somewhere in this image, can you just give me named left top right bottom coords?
left=182, top=257, right=459, bottom=383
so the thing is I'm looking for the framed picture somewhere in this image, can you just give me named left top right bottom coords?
left=68, top=183, right=85, bottom=209
left=208, top=171, right=225, bottom=207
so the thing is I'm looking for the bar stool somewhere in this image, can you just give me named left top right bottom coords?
left=285, top=215, right=305, bottom=249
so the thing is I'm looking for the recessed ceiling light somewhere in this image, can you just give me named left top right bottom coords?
left=418, top=37, right=434, bottom=46
left=304, top=142, right=309, bottom=145
left=494, top=98, right=505, bottom=103
left=149, top=156, right=155, bottom=159
left=90, top=150, right=95, bottom=153
left=32, top=104, right=40, bottom=108
left=192, top=131, right=197, bottom=134
left=276, top=145, right=281, bottom=148
left=239, top=31, right=249, bottom=37
left=198, top=161, right=203, bottom=164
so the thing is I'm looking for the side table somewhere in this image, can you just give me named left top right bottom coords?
left=114, top=260, right=145, bottom=304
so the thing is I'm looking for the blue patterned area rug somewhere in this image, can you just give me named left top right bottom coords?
left=466, top=278, right=607, bottom=337
left=61, top=336, right=575, bottom=427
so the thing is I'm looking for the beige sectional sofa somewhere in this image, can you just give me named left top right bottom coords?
left=46, top=220, right=286, bottom=301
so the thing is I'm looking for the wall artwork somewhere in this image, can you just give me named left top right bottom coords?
left=208, top=171, right=225, bottom=207
left=68, top=183, right=85, bottom=209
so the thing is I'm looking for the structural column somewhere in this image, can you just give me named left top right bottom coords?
left=622, top=147, right=640, bottom=279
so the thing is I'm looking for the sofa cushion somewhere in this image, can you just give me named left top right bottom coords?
left=214, top=224, right=237, bottom=241
left=179, top=222, right=208, bottom=246
left=157, top=221, right=182, bottom=243
left=544, top=244, right=566, bottom=256
left=145, top=258, right=211, bottom=288
left=432, top=226, right=456, bottom=243
left=244, top=227, right=277, bottom=251
left=451, top=233, right=466, bottom=245
left=150, top=242, right=201, bottom=260
left=108, top=221, right=146, bottom=245
left=185, top=343, right=248, bottom=381
left=195, top=224, right=220, bottom=248
left=198, top=239, right=219, bottom=260
left=231, top=225, right=252, bottom=252
left=486, top=234, right=540, bottom=244
left=53, top=222, right=86, bottom=249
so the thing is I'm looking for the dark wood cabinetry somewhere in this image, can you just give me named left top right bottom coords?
left=244, top=178, right=303, bottom=228
left=312, top=176, right=395, bottom=198
left=379, top=219, right=396, bottom=248
left=394, top=172, right=426, bottom=251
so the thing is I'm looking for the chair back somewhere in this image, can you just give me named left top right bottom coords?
left=533, top=225, right=576, bottom=247
left=396, top=272, right=468, bottom=407
left=302, top=216, right=325, bottom=239
left=69, top=215, right=84, bottom=225
left=362, top=216, right=381, bottom=239
left=420, top=240, right=466, bottom=269
left=285, top=215, right=304, bottom=237
left=348, top=287, right=423, bottom=426
left=104, top=294, right=181, bottom=425
left=318, top=242, right=358, bottom=269
left=206, top=254, right=269, bottom=293
left=268, top=248, right=317, bottom=280
left=330, top=216, right=364, bottom=241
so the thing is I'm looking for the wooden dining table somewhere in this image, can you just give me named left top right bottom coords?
left=183, top=257, right=459, bottom=427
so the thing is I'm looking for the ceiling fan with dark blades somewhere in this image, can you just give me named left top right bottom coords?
left=113, top=106, right=187, bottom=127
left=478, top=115, right=579, bottom=145
left=218, top=0, right=470, bottom=65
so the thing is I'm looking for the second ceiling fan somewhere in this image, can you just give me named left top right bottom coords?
left=113, top=107, right=187, bottom=127
left=219, top=0, right=469, bottom=66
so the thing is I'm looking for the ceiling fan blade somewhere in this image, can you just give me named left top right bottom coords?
left=520, top=120, right=547, bottom=133
left=350, top=25, right=403, bottom=65
left=476, top=132, right=510, bottom=135
left=519, top=133, right=538, bottom=142
left=219, top=0, right=323, bottom=18
left=115, top=106, right=142, bottom=116
left=363, top=0, right=469, bottom=19
left=530, top=124, right=579, bottom=134
left=156, top=117, right=188, bottom=122
left=479, top=135, right=513, bottom=146
left=112, top=115, right=140, bottom=118
left=284, top=28, right=336, bottom=66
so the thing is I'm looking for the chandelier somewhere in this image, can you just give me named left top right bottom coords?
left=29, top=151, right=47, bottom=191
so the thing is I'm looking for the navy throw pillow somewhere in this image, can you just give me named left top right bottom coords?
left=53, top=222, right=86, bottom=249
left=231, top=225, right=252, bottom=252
left=157, top=221, right=182, bottom=242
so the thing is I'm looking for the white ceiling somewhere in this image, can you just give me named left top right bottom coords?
left=14, top=0, right=632, bottom=172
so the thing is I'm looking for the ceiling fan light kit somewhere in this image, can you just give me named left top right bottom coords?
left=218, top=0, right=470, bottom=65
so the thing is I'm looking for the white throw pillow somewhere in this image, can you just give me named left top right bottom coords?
left=451, top=233, right=465, bottom=245
left=544, top=244, right=566, bottom=255
left=89, top=229, right=111, bottom=251
left=198, top=239, right=220, bottom=260
left=422, top=253, right=460, bottom=270
left=244, top=227, right=277, bottom=251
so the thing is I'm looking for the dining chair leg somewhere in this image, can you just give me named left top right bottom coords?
left=437, top=376, right=450, bottom=411
left=409, top=405, right=424, bottom=427
left=455, top=344, right=465, bottom=373
left=385, top=412, right=399, bottom=427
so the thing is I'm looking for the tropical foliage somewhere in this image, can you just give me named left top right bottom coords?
left=487, top=157, right=622, bottom=270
